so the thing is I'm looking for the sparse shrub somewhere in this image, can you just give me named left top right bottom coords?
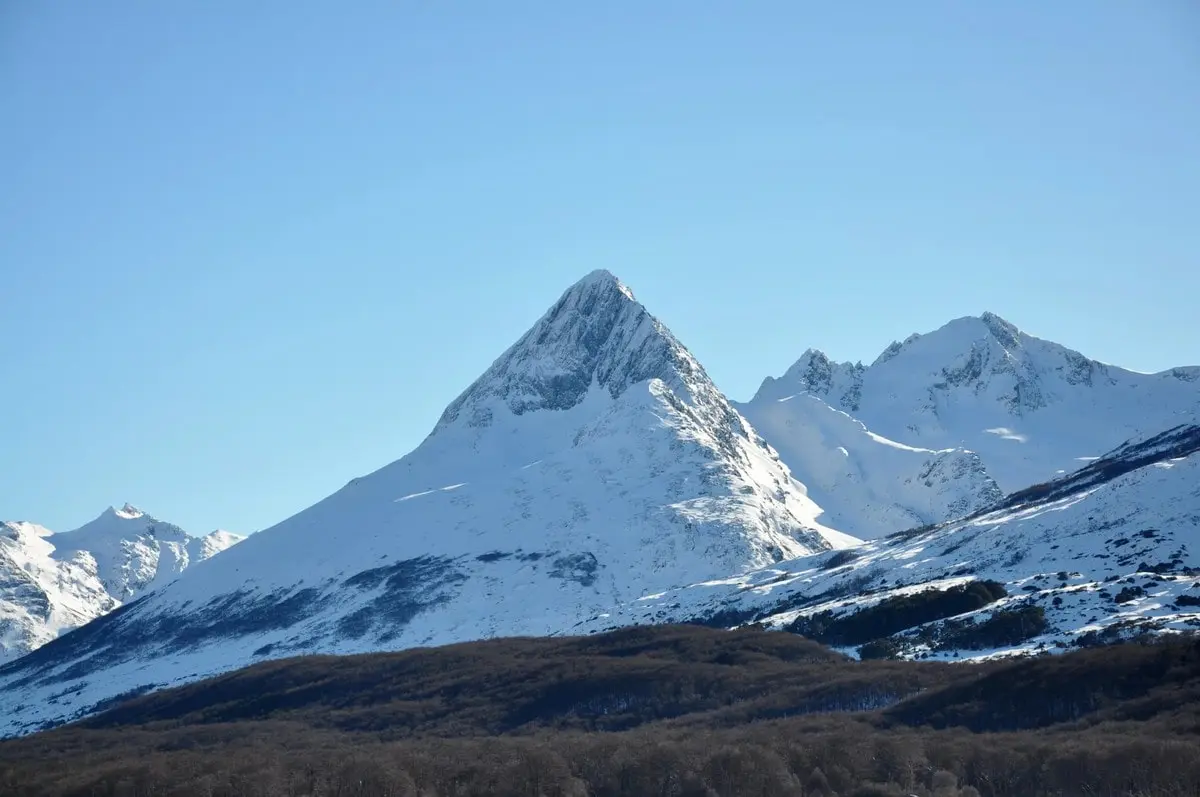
left=788, top=581, right=1008, bottom=647
left=1115, top=586, right=1146, bottom=604
left=824, top=550, right=860, bottom=570
left=933, top=606, right=1049, bottom=650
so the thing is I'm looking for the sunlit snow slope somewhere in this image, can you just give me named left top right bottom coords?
left=736, top=393, right=1002, bottom=538
left=585, top=425, right=1200, bottom=660
left=0, top=270, right=854, bottom=736
left=0, top=505, right=242, bottom=663
left=752, top=313, right=1199, bottom=497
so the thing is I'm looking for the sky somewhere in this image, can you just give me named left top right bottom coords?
left=3, top=1, right=1198, bottom=535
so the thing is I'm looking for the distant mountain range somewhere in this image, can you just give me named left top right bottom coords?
left=1, top=271, right=1195, bottom=736
left=0, top=505, right=242, bottom=663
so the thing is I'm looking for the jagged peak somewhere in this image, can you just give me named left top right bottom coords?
left=434, top=271, right=701, bottom=429
left=111, top=503, right=144, bottom=520
left=778, top=348, right=828, bottom=379
left=803, top=347, right=831, bottom=365
left=871, top=339, right=905, bottom=367
left=978, top=311, right=1021, bottom=350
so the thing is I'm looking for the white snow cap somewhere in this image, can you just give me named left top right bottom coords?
left=112, top=503, right=144, bottom=519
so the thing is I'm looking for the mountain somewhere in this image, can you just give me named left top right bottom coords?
left=586, top=424, right=1200, bottom=658
left=751, top=313, right=1199, bottom=496
left=0, top=270, right=856, bottom=737
left=0, top=505, right=242, bottom=664
left=735, top=392, right=1003, bottom=538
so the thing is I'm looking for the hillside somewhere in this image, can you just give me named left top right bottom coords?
left=586, top=425, right=1200, bottom=659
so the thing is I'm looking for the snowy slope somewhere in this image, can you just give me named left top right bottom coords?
left=0, top=506, right=242, bottom=663
left=583, top=425, right=1200, bottom=660
left=735, top=392, right=1002, bottom=538
left=753, top=313, right=1199, bottom=493
left=0, top=270, right=855, bottom=736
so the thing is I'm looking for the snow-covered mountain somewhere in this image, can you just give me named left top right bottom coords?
left=0, top=505, right=242, bottom=663
left=0, top=270, right=856, bottom=736
left=735, top=392, right=1002, bottom=538
left=744, top=313, right=1198, bottom=535
left=584, top=424, right=1200, bottom=659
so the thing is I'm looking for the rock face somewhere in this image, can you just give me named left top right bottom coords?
left=437, top=270, right=694, bottom=421
left=0, top=270, right=855, bottom=737
left=751, top=313, right=1200, bottom=494
left=0, top=505, right=242, bottom=663
left=585, top=425, right=1200, bottom=660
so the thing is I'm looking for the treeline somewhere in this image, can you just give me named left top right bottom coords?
left=2, top=625, right=1199, bottom=796
left=786, top=580, right=1014, bottom=650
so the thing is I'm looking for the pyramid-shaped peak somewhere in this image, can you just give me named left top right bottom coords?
left=549, top=269, right=639, bottom=318
left=434, top=272, right=700, bottom=429
left=571, top=269, right=633, bottom=296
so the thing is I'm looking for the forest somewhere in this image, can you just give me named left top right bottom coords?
left=2, top=624, right=1199, bottom=796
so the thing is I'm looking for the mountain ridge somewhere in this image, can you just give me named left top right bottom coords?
left=751, top=312, right=1198, bottom=493
left=0, top=506, right=243, bottom=663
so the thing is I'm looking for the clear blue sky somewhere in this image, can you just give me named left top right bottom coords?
left=3, top=1, right=1197, bottom=535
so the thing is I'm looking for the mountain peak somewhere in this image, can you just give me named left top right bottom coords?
left=112, top=503, right=144, bottom=519
left=977, top=311, right=1021, bottom=350
left=571, top=269, right=633, bottom=297
left=434, top=271, right=697, bottom=428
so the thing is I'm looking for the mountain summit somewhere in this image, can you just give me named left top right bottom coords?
left=437, top=270, right=687, bottom=426
left=0, top=508, right=243, bottom=663
left=752, top=313, right=1199, bottom=491
left=0, top=272, right=855, bottom=736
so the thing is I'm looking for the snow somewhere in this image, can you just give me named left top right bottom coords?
left=735, top=392, right=1002, bottom=538
left=753, top=313, right=1198, bottom=494
left=0, top=270, right=853, bottom=736
left=581, top=426, right=1200, bottom=661
left=0, top=282, right=1195, bottom=737
left=0, top=508, right=243, bottom=663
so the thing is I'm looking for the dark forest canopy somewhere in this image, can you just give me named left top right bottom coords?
left=3, top=624, right=1200, bottom=796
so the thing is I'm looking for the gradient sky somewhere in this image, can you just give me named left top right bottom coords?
left=3, top=1, right=1198, bottom=535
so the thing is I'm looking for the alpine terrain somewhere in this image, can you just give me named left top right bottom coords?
left=1, top=273, right=1196, bottom=738
left=748, top=312, right=1199, bottom=507
left=0, top=270, right=855, bottom=736
left=736, top=391, right=1003, bottom=538
left=0, top=504, right=242, bottom=664
left=585, top=424, right=1200, bottom=660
